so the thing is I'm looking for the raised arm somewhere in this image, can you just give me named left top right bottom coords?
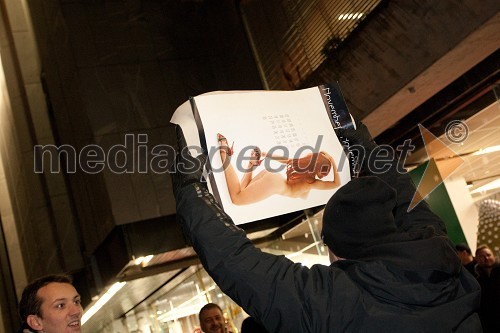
left=171, top=127, right=348, bottom=332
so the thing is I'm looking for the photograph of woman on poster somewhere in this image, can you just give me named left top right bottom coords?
left=217, top=133, right=341, bottom=205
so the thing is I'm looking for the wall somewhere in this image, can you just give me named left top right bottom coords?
left=443, top=176, right=479, bottom=252
left=0, top=1, right=77, bottom=331
left=409, top=162, right=479, bottom=246
left=0, top=0, right=85, bottom=320
left=26, top=1, right=262, bottom=260
left=302, top=0, right=500, bottom=135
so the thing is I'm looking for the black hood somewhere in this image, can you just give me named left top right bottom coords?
left=322, top=176, right=398, bottom=259
left=334, top=226, right=462, bottom=306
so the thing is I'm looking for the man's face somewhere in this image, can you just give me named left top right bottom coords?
left=28, top=282, right=83, bottom=333
left=457, top=250, right=471, bottom=265
left=476, top=248, right=497, bottom=268
left=200, top=307, right=226, bottom=333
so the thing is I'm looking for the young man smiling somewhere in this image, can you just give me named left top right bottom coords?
left=18, top=274, right=83, bottom=333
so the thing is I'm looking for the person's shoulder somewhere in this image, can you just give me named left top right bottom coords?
left=306, top=262, right=358, bottom=286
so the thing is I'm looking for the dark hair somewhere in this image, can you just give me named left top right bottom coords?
left=198, top=303, right=223, bottom=322
left=19, top=274, right=73, bottom=322
left=455, top=243, right=472, bottom=255
left=475, top=244, right=491, bottom=256
left=241, top=316, right=269, bottom=333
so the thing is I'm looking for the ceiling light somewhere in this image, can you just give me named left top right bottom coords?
left=157, top=285, right=216, bottom=322
left=471, top=178, right=500, bottom=194
left=471, top=145, right=500, bottom=156
left=338, top=12, right=363, bottom=20
left=134, top=254, right=154, bottom=266
left=82, top=282, right=126, bottom=325
left=285, top=242, right=319, bottom=259
left=142, top=254, right=154, bottom=265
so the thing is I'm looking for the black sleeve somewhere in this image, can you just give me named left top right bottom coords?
left=175, top=183, right=356, bottom=332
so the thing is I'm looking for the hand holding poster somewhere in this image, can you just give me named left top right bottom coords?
left=171, top=83, right=355, bottom=225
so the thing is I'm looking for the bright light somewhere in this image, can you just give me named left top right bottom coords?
left=134, top=254, right=154, bottom=266
left=285, top=242, right=320, bottom=259
left=158, top=304, right=201, bottom=322
left=471, top=145, right=500, bottom=156
left=157, top=285, right=216, bottom=322
left=143, top=254, right=154, bottom=265
left=471, top=179, right=500, bottom=194
left=82, top=282, right=126, bottom=325
left=338, top=12, right=363, bottom=20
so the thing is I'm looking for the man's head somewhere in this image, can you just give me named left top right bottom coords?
left=475, top=245, right=497, bottom=269
left=322, top=176, right=397, bottom=260
left=455, top=243, right=474, bottom=265
left=199, top=303, right=225, bottom=333
left=19, top=274, right=82, bottom=333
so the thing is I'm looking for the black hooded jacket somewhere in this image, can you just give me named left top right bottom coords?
left=174, top=162, right=481, bottom=332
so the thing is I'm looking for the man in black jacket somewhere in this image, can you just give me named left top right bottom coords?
left=172, top=122, right=481, bottom=332
left=456, top=242, right=477, bottom=277
left=198, top=303, right=232, bottom=333
left=475, top=245, right=500, bottom=333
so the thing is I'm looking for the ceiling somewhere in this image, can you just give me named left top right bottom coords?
left=405, top=99, right=500, bottom=200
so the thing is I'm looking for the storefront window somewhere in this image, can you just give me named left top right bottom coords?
left=135, top=211, right=329, bottom=333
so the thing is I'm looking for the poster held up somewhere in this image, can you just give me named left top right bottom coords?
left=171, top=83, right=355, bottom=225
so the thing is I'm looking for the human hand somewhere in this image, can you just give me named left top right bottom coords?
left=335, top=120, right=382, bottom=176
left=171, top=125, right=207, bottom=195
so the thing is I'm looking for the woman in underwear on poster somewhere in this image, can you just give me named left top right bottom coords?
left=217, top=133, right=341, bottom=205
